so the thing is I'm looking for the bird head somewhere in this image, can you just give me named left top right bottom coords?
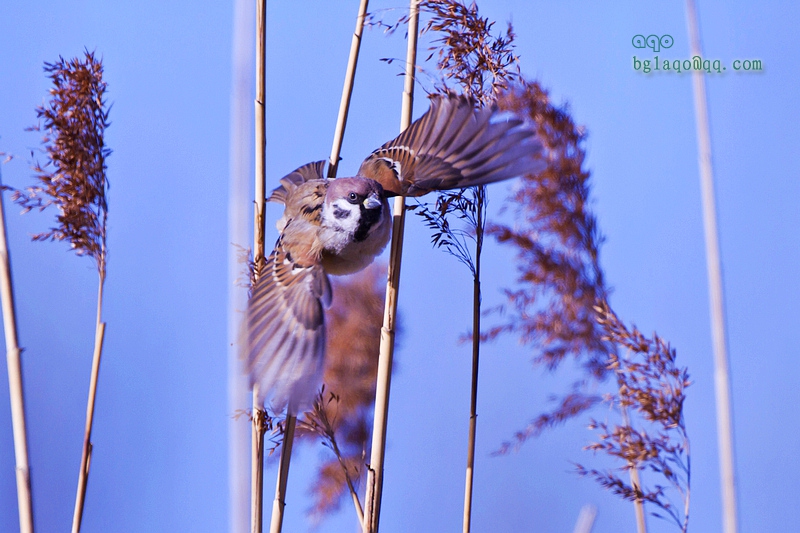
left=326, top=177, right=385, bottom=219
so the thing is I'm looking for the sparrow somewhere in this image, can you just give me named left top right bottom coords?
left=246, top=93, right=545, bottom=412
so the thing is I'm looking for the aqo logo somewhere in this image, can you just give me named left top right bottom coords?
left=632, top=34, right=674, bottom=53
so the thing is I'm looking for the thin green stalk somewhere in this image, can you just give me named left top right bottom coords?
left=685, top=2, right=737, bottom=532
left=71, top=275, right=107, bottom=533
left=363, top=2, right=419, bottom=532
left=0, top=185, right=34, bottom=533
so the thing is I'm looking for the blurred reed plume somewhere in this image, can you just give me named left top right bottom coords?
left=490, top=80, right=609, bottom=378
left=298, top=262, right=387, bottom=523
left=489, top=79, right=613, bottom=453
left=491, top=80, right=692, bottom=530
left=576, top=303, right=691, bottom=533
left=12, top=50, right=111, bottom=533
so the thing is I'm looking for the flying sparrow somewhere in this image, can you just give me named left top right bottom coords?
left=247, top=93, right=544, bottom=412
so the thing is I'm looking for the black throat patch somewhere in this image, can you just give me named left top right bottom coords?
left=354, top=205, right=381, bottom=242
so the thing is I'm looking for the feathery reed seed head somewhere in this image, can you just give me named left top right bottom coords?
left=13, top=51, right=110, bottom=277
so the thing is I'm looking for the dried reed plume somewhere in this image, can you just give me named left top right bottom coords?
left=490, top=79, right=693, bottom=530
left=300, top=391, right=365, bottom=526
left=12, top=50, right=111, bottom=533
left=576, top=303, right=691, bottom=533
left=490, top=80, right=609, bottom=376
left=417, top=0, right=518, bottom=100
left=14, top=51, right=110, bottom=277
left=373, top=0, right=519, bottom=101
left=460, top=30, right=688, bottom=530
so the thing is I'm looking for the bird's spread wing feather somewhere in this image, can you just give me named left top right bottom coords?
left=271, top=168, right=328, bottom=236
left=357, top=94, right=545, bottom=196
left=268, top=160, right=327, bottom=205
left=247, top=233, right=332, bottom=412
left=248, top=171, right=331, bottom=412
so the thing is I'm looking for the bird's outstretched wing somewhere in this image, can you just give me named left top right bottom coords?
left=247, top=167, right=331, bottom=412
left=268, top=160, right=327, bottom=205
left=247, top=234, right=332, bottom=412
left=357, top=93, right=545, bottom=197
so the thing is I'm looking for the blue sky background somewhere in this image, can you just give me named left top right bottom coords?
left=1, top=1, right=798, bottom=532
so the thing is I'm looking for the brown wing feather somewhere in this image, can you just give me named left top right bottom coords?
left=247, top=234, right=332, bottom=412
left=273, top=177, right=328, bottom=238
left=268, top=160, right=327, bottom=205
left=248, top=172, right=331, bottom=411
left=357, top=94, right=545, bottom=197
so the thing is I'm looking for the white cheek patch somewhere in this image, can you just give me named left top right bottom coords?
left=323, top=199, right=361, bottom=233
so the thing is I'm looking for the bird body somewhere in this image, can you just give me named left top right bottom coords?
left=247, top=94, right=545, bottom=411
left=271, top=176, right=391, bottom=275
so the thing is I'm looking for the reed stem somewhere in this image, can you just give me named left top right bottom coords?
left=618, top=357, right=647, bottom=533
left=250, top=0, right=268, bottom=531
left=462, top=189, right=483, bottom=533
left=71, top=276, right=106, bottom=533
left=327, top=2, right=369, bottom=525
left=363, top=2, right=419, bottom=531
left=629, top=460, right=647, bottom=533
left=261, top=1, right=371, bottom=530
left=328, top=0, right=370, bottom=179
left=0, top=184, right=34, bottom=533
left=251, top=387, right=266, bottom=533
left=685, top=2, right=737, bottom=532
left=268, top=414, right=296, bottom=533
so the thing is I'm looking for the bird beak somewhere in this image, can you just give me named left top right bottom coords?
left=362, top=193, right=381, bottom=210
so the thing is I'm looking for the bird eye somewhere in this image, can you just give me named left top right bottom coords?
left=348, top=192, right=359, bottom=202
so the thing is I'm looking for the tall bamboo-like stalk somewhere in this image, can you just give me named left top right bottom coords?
left=0, top=182, right=34, bottom=533
left=267, top=410, right=294, bottom=533
left=462, top=188, right=483, bottom=533
left=572, top=505, right=597, bottom=533
left=363, top=2, right=419, bottom=532
left=229, top=0, right=254, bottom=530
left=263, top=2, right=371, bottom=532
left=251, top=1, right=268, bottom=532
left=72, top=277, right=106, bottom=533
left=684, top=2, right=737, bottom=532
left=630, top=466, right=647, bottom=533
left=10, top=51, right=110, bottom=533
left=620, top=402, right=647, bottom=533
left=328, top=0, right=370, bottom=180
